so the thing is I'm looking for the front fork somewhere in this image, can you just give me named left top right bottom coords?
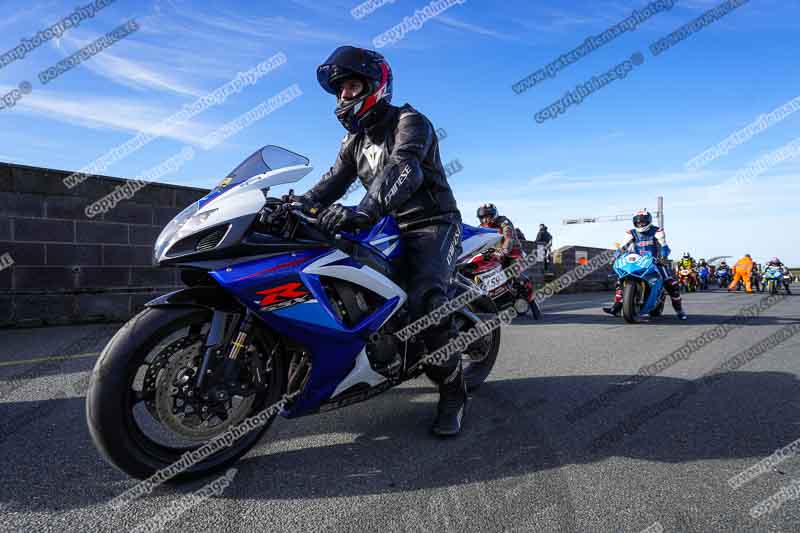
left=194, top=310, right=254, bottom=394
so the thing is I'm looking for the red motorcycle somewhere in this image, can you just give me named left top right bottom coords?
left=457, top=247, right=541, bottom=319
left=678, top=268, right=698, bottom=292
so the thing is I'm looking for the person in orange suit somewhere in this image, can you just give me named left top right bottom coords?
left=729, top=254, right=754, bottom=293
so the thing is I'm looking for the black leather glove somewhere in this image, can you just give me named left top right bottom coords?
left=280, top=190, right=321, bottom=216
left=482, top=248, right=503, bottom=262
left=318, top=204, right=373, bottom=236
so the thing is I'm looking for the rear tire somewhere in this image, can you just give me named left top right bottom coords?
left=622, top=282, right=641, bottom=324
left=460, top=297, right=501, bottom=392
left=86, top=306, right=286, bottom=482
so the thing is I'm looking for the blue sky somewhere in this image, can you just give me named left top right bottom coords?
left=1, top=0, right=798, bottom=263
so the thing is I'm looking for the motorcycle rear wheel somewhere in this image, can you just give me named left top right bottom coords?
left=459, top=297, right=501, bottom=392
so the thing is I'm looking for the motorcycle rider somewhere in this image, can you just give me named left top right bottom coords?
left=783, top=264, right=794, bottom=294
left=729, top=254, right=754, bottom=293
left=678, top=252, right=696, bottom=271
left=291, top=46, right=467, bottom=435
left=751, top=261, right=762, bottom=293
left=677, top=252, right=697, bottom=291
left=717, top=260, right=730, bottom=287
left=697, top=258, right=710, bottom=290
left=764, top=257, right=793, bottom=294
left=603, top=210, right=687, bottom=320
left=477, top=203, right=522, bottom=265
left=477, top=203, right=534, bottom=303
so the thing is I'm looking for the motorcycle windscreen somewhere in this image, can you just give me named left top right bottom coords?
left=199, top=145, right=310, bottom=208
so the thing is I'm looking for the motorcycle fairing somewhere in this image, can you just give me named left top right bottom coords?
left=613, top=252, right=664, bottom=315
left=209, top=233, right=406, bottom=417
left=459, top=223, right=501, bottom=261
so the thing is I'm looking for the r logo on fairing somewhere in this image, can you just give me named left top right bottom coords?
left=256, top=282, right=311, bottom=310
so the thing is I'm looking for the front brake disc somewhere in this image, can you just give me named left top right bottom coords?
left=154, top=340, right=255, bottom=441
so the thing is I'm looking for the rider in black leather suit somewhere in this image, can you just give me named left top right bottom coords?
left=298, top=46, right=467, bottom=436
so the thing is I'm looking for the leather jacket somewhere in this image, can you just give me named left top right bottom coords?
left=303, top=103, right=460, bottom=226
left=481, top=216, right=519, bottom=255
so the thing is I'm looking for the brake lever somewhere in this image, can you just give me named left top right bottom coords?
left=290, top=209, right=318, bottom=225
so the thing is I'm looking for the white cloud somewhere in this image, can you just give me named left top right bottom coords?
left=4, top=85, right=217, bottom=146
left=434, top=16, right=522, bottom=42
left=527, top=171, right=566, bottom=186
left=54, top=30, right=206, bottom=97
left=178, top=10, right=353, bottom=43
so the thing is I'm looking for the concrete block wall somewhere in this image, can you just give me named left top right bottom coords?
left=0, top=162, right=209, bottom=327
left=551, top=245, right=616, bottom=292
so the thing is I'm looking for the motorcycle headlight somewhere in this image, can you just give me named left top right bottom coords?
left=154, top=206, right=218, bottom=263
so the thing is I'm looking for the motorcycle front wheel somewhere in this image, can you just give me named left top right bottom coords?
left=86, top=306, right=286, bottom=482
left=622, top=281, right=642, bottom=324
left=770, top=281, right=779, bottom=295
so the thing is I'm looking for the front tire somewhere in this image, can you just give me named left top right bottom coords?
left=86, top=306, right=286, bottom=482
left=622, top=282, right=641, bottom=324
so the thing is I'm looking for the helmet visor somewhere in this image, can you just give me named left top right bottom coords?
left=477, top=207, right=496, bottom=219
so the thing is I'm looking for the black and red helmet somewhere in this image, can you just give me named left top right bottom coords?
left=477, top=203, right=498, bottom=222
left=317, top=46, right=393, bottom=134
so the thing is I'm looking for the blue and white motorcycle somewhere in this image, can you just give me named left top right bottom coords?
left=86, top=146, right=502, bottom=481
left=612, top=251, right=667, bottom=323
left=763, top=265, right=787, bottom=295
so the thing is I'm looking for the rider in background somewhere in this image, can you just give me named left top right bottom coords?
left=763, top=257, right=793, bottom=294
left=678, top=252, right=696, bottom=271
left=751, top=261, right=762, bottom=293
left=729, top=254, right=754, bottom=293
left=716, top=260, right=729, bottom=287
left=697, top=258, right=710, bottom=289
left=477, top=204, right=534, bottom=301
left=782, top=264, right=794, bottom=294
left=602, top=209, right=687, bottom=320
left=477, top=203, right=522, bottom=267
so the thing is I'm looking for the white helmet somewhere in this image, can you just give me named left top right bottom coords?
left=633, top=209, right=652, bottom=233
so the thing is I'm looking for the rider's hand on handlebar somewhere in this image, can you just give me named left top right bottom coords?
left=482, top=248, right=500, bottom=261
left=280, top=190, right=321, bottom=216
left=319, top=204, right=373, bottom=237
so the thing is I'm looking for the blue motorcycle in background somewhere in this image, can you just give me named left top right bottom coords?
left=698, top=266, right=710, bottom=291
left=763, top=265, right=786, bottom=295
left=612, top=251, right=667, bottom=323
left=715, top=266, right=731, bottom=288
